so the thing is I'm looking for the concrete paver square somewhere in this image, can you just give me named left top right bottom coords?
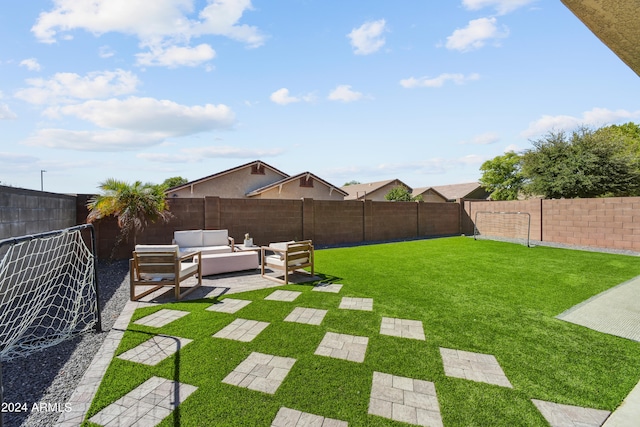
left=206, top=298, right=252, bottom=314
left=265, top=290, right=302, bottom=302
left=532, top=399, right=611, bottom=427
left=285, top=307, right=328, bottom=325
left=117, top=335, right=193, bottom=366
left=440, top=348, right=513, bottom=388
left=222, top=352, right=296, bottom=395
left=368, top=371, right=443, bottom=427
left=380, top=317, right=426, bottom=340
left=271, top=407, right=349, bottom=427
left=213, top=318, right=269, bottom=342
left=312, top=283, right=343, bottom=293
left=89, top=376, right=197, bottom=427
left=314, top=332, right=368, bottom=363
left=134, top=309, right=190, bottom=328
left=339, top=297, right=373, bottom=311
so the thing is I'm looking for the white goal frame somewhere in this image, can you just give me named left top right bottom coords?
left=0, top=224, right=101, bottom=424
left=473, top=211, right=531, bottom=247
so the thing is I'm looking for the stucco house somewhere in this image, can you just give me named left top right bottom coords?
left=166, top=160, right=288, bottom=198
left=246, top=172, right=348, bottom=200
left=341, top=179, right=412, bottom=201
left=412, top=182, right=490, bottom=202
left=166, top=160, right=346, bottom=200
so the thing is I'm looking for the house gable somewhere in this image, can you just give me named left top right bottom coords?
left=247, top=172, right=348, bottom=200
left=166, top=160, right=289, bottom=198
left=342, top=179, right=412, bottom=201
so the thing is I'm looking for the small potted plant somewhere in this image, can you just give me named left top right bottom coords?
left=244, top=233, right=253, bottom=247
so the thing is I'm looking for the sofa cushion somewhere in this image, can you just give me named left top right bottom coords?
left=269, top=241, right=295, bottom=259
left=180, top=245, right=231, bottom=256
left=174, top=230, right=203, bottom=248
left=202, top=230, right=229, bottom=246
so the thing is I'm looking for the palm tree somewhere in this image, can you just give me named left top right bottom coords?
left=87, top=178, right=173, bottom=259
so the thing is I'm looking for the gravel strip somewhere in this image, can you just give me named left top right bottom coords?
left=2, top=260, right=130, bottom=427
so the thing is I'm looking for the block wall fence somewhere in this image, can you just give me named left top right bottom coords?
left=463, top=197, right=640, bottom=252
left=75, top=196, right=461, bottom=259
left=2, top=188, right=637, bottom=259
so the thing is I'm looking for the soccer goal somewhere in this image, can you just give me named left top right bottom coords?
left=0, top=224, right=101, bottom=361
left=473, top=211, right=531, bottom=247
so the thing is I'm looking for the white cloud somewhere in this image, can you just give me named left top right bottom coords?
left=23, top=129, right=165, bottom=151
left=99, top=45, right=115, bottom=58
left=462, top=0, right=537, bottom=15
left=270, top=88, right=315, bottom=105
left=521, top=107, right=640, bottom=138
left=0, top=104, right=17, bottom=120
left=270, top=88, right=299, bottom=105
left=136, top=43, right=216, bottom=67
left=328, top=85, right=364, bottom=102
left=15, top=69, right=139, bottom=105
left=49, top=96, right=235, bottom=136
left=0, top=152, right=39, bottom=163
left=445, top=17, right=509, bottom=52
left=32, top=0, right=265, bottom=51
left=400, top=73, right=480, bottom=88
left=20, top=58, right=41, bottom=71
left=460, top=132, right=500, bottom=145
left=138, top=145, right=283, bottom=163
left=347, top=19, right=387, bottom=55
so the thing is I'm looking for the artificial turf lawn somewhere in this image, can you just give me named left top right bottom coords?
left=85, top=237, right=640, bottom=426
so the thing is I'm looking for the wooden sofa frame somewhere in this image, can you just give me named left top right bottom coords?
left=260, top=240, right=314, bottom=284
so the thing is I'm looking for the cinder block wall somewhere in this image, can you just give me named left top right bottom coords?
left=0, top=185, right=76, bottom=241
left=543, top=197, right=640, bottom=251
left=463, top=197, right=640, bottom=252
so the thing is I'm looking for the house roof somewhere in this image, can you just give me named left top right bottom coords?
left=341, top=179, right=412, bottom=200
left=411, top=186, right=448, bottom=200
left=562, top=0, right=640, bottom=77
left=246, top=172, right=349, bottom=197
left=420, top=182, right=487, bottom=201
left=166, top=160, right=289, bottom=193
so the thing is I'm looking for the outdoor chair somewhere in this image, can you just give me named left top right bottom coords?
left=129, top=244, right=202, bottom=301
left=261, top=240, right=314, bottom=284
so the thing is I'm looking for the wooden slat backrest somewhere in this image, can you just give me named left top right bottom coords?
left=133, top=252, right=177, bottom=275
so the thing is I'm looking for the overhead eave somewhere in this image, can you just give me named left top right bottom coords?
left=562, top=0, right=640, bottom=77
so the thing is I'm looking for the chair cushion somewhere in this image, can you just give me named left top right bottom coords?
left=265, top=254, right=309, bottom=267
left=135, top=244, right=179, bottom=254
left=202, top=230, right=229, bottom=246
left=269, top=241, right=295, bottom=259
left=179, top=262, right=199, bottom=278
left=174, top=230, right=203, bottom=248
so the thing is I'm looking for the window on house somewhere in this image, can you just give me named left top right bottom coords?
left=251, top=164, right=265, bottom=175
left=300, top=177, right=314, bottom=187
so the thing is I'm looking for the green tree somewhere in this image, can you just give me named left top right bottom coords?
left=479, top=151, right=525, bottom=200
left=522, top=127, right=640, bottom=198
left=385, top=185, right=422, bottom=201
left=87, top=179, right=173, bottom=258
left=162, top=176, right=188, bottom=189
left=343, top=180, right=361, bottom=186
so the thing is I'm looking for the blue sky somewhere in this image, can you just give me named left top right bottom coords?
left=1, top=0, right=639, bottom=194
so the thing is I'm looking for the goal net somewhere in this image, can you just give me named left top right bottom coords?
left=0, top=224, right=100, bottom=362
left=473, top=211, right=531, bottom=247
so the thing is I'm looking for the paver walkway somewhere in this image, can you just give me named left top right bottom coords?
left=532, top=399, right=611, bottom=427
left=312, top=283, right=343, bottom=293
left=265, top=289, right=302, bottom=302
left=339, top=297, right=373, bottom=311
left=272, top=407, right=348, bottom=427
left=57, top=268, right=640, bottom=427
left=368, top=371, right=443, bottom=427
left=213, top=318, right=270, bottom=342
left=88, top=376, right=197, bottom=427
left=133, top=308, right=190, bottom=327
left=440, top=347, right=513, bottom=388
left=206, top=298, right=252, bottom=313
left=314, top=332, right=369, bottom=363
left=380, top=317, right=426, bottom=340
left=222, top=352, right=296, bottom=394
left=285, top=307, right=328, bottom=325
left=117, top=335, right=192, bottom=366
